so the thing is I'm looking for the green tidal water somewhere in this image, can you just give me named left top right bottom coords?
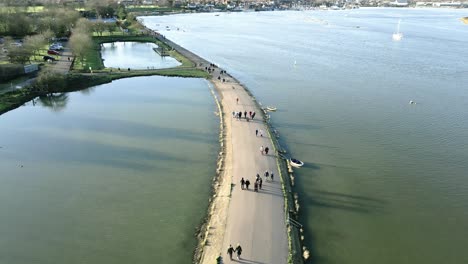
left=0, top=76, right=217, bottom=264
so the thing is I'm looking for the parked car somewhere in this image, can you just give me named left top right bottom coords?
left=47, top=50, right=60, bottom=55
left=43, top=55, right=56, bottom=61
left=49, top=44, right=63, bottom=51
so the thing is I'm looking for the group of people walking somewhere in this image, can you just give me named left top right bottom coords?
left=259, top=145, right=270, bottom=155
left=239, top=170, right=274, bottom=193
left=232, top=110, right=256, bottom=121
left=227, top=244, right=243, bottom=261
left=204, top=63, right=229, bottom=82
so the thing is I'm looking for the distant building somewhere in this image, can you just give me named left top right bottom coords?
left=388, top=0, right=408, bottom=6
left=433, top=1, right=462, bottom=7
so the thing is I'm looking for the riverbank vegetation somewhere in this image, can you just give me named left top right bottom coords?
left=0, top=0, right=209, bottom=116
left=0, top=71, right=112, bottom=115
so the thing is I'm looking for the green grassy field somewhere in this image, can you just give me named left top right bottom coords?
left=0, top=6, right=45, bottom=13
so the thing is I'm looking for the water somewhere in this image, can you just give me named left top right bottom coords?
left=0, top=76, right=218, bottom=264
left=101, top=42, right=181, bottom=69
left=143, top=8, right=468, bottom=264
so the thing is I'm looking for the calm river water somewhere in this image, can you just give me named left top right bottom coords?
left=101, top=41, right=181, bottom=69
left=143, top=8, right=468, bottom=264
left=0, top=76, right=217, bottom=263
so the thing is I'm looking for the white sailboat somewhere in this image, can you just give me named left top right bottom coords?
left=392, top=19, right=403, bottom=41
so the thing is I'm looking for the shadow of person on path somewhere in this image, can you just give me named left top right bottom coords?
left=235, top=258, right=267, bottom=264
left=257, top=189, right=283, bottom=197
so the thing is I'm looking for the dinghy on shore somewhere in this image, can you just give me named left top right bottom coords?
left=290, top=158, right=304, bottom=168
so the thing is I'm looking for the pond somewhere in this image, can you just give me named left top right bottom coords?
left=0, top=76, right=218, bottom=264
left=101, top=42, right=181, bottom=69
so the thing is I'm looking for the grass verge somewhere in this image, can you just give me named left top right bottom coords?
left=72, top=35, right=195, bottom=72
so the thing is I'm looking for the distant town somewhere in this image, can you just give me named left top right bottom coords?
left=2, top=0, right=467, bottom=13
left=116, top=0, right=468, bottom=11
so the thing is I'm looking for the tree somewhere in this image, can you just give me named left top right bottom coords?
left=73, top=18, right=92, bottom=35
left=7, top=13, right=33, bottom=36
left=0, top=12, right=8, bottom=34
left=7, top=46, right=32, bottom=64
left=86, top=0, right=118, bottom=18
left=69, top=31, right=91, bottom=63
left=34, top=68, right=66, bottom=92
left=41, top=29, right=54, bottom=44
left=23, top=34, right=47, bottom=60
left=39, top=8, right=80, bottom=37
left=93, top=21, right=107, bottom=36
left=117, top=4, right=127, bottom=20
left=106, top=22, right=118, bottom=35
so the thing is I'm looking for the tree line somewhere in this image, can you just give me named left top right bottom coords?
left=0, top=0, right=134, bottom=65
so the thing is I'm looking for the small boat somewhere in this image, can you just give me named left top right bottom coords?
left=290, top=158, right=304, bottom=168
left=265, top=106, right=277, bottom=112
left=392, top=19, right=403, bottom=41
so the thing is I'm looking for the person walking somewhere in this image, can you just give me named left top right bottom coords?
left=256, top=129, right=258, bottom=136
left=252, top=112, right=256, bottom=119
left=240, top=177, right=245, bottom=190
left=236, top=98, right=239, bottom=104
left=254, top=181, right=258, bottom=192
left=216, top=254, right=223, bottom=264
left=271, top=172, right=274, bottom=181
left=260, top=146, right=264, bottom=155
left=259, top=177, right=263, bottom=189
left=235, top=244, right=243, bottom=260
left=265, top=147, right=269, bottom=155
left=227, top=245, right=235, bottom=260
left=264, top=170, right=269, bottom=181
left=245, top=179, right=250, bottom=190
left=244, top=111, right=247, bottom=119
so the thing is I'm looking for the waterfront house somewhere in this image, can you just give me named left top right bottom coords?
left=388, top=0, right=409, bottom=7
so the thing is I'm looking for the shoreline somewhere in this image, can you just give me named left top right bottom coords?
left=144, top=28, right=305, bottom=263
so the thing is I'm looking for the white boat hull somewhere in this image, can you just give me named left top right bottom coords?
left=290, top=158, right=304, bottom=168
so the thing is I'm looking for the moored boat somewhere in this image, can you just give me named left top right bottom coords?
left=290, top=158, right=304, bottom=168
left=265, top=106, right=277, bottom=112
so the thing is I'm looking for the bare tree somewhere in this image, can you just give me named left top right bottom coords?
left=69, top=31, right=91, bottom=63
left=7, top=46, right=32, bottom=64
left=23, top=34, right=47, bottom=60
left=93, top=21, right=107, bottom=36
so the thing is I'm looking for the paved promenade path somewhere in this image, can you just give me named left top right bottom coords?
left=155, top=36, right=289, bottom=264
left=52, top=46, right=74, bottom=74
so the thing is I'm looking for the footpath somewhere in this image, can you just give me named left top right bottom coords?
left=51, top=46, right=74, bottom=74
left=154, top=35, right=289, bottom=263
